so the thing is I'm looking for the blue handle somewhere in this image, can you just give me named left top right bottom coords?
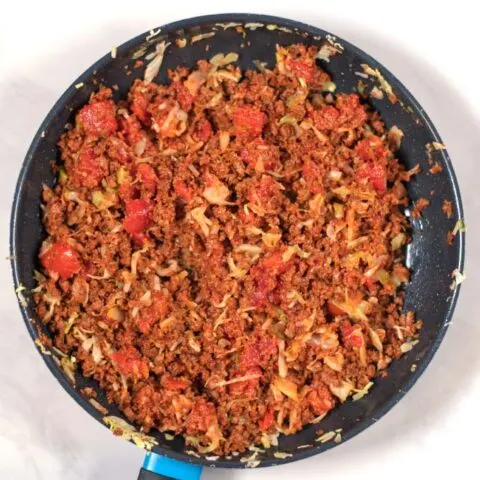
left=140, top=452, right=203, bottom=480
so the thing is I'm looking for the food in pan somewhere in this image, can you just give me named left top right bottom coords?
left=34, top=43, right=420, bottom=455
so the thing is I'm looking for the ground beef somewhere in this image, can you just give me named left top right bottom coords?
left=33, top=44, right=419, bottom=455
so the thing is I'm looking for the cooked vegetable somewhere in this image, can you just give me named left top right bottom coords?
left=34, top=43, right=417, bottom=457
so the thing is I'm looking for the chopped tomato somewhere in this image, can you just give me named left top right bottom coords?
left=137, top=163, right=158, bottom=195
left=40, top=241, right=82, bottom=280
left=286, top=58, right=314, bottom=82
left=250, top=252, right=291, bottom=307
left=307, top=384, right=335, bottom=415
left=258, top=251, right=290, bottom=274
left=72, top=147, right=107, bottom=188
left=186, top=400, right=216, bottom=433
left=194, top=118, right=212, bottom=142
left=327, top=301, right=345, bottom=316
left=119, top=182, right=138, bottom=201
left=355, top=137, right=388, bottom=193
left=342, top=325, right=364, bottom=348
left=123, top=199, right=152, bottom=235
left=173, top=178, right=193, bottom=202
left=357, top=162, right=387, bottom=193
left=77, top=100, right=118, bottom=137
left=258, top=409, right=274, bottom=431
left=130, top=92, right=150, bottom=124
left=313, top=105, right=340, bottom=131
left=112, top=346, right=148, bottom=377
left=161, top=375, right=190, bottom=390
left=233, top=105, right=266, bottom=139
left=367, top=164, right=387, bottom=193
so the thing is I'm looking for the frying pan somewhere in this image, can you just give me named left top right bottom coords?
left=10, top=13, right=465, bottom=480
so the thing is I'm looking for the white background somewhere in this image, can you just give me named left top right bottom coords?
left=1, top=1, right=479, bottom=479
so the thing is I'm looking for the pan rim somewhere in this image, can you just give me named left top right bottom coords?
left=9, top=12, right=465, bottom=469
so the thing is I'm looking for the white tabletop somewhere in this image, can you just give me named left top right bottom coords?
left=1, top=1, right=479, bottom=479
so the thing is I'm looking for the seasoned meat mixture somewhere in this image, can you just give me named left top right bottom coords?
left=34, top=44, right=420, bottom=455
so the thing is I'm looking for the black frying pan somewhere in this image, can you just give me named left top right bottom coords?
left=10, top=13, right=465, bottom=480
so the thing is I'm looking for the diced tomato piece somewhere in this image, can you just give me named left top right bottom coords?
left=77, top=100, right=118, bottom=137
left=355, top=136, right=388, bottom=193
left=233, top=105, right=266, bottom=139
left=229, top=366, right=262, bottom=398
left=367, top=164, right=387, bottom=192
left=112, top=346, right=148, bottom=377
left=119, top=183, right=138, bottom=201
left=259, top=251, right=289, bottom=273
left=313, top=105, right=340, bottom=131
left=307, top=384, right=335, bottom=415
left=137, top=163, right=158, bottom=195
left=40, top=241, right=82, bottom=280
left=186, top=400, right=216, bottom=433
left=161, top=375, right=190, bottom=390
left=130, top=92, right=150, bottom=124
left=286, top=58, right=314, bottom=82
left=173, top=178, right=193, bottom=202
left=72, top=147, right=107, bottom=188
left=123, top=199, right=152, bottom=235
left=357, top=163, right=387, bottom=193
left=258, top=409, right=274, bottom=431
left=342, top=325, right=364, bottom=348
left=194, top=118, right=212, bottom=142
left=250, top=252, right=291, bottom=307
left=327, top=301, right=345, bottom=316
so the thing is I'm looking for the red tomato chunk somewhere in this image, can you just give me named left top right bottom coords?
left=40, top=241, right=81, bottom=280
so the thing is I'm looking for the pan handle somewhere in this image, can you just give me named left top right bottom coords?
left=137, top=452, right=203, bottom=480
